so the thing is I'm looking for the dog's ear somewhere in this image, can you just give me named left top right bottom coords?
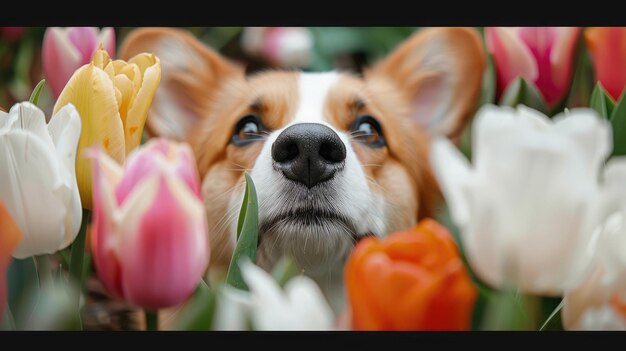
left=119, top=27, right=244, bottom=141
left=366, top=27, right=485, bottom=140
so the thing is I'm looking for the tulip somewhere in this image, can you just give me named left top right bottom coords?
left=585, top=27, right=626, bottom=101
left=0, top=201, right=22, bottom=321
left=212, top=285, right=254, bottom=330
left=54, top=47, right=161, bottom=208
left=562, top=266, right=626, bottom=330
left=213, top=259, right=335, bottom=330
left=240, top=27, right=313, bottom=68
left=430, top=104, right=611, bottom=296
left=0, top=102, right=82, bottom=258
left=563, top=158, right=626, bottom=330
left=344, top=219, right=476, bottom=330
left=42, top=27, right=116, bottom=98
left=90, top=138, right=208, bottom=310
left=486, top=27, right=580, bottom=106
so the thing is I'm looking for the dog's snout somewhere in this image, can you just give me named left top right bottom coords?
left=272, top=123, right=346, bottom=188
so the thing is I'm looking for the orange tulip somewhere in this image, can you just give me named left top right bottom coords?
left=345, top=218, right=476, bottom=330
left=585, top=27, right=626, bottom=101
left=0, top=201, right=22, bottom=321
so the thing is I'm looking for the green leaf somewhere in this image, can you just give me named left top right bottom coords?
left=236, top=179, right=250, bottom=239
left=271, top=256, right=301, bottom=288
left=6, top=257, right=40, bottom=329
left=589, top=83, right=615, bottom=119
left=539, top=299, right=564, bottom=331
left=170, top=280, right=216, bottom=331
left=28, top=79, right=46, bottom=106
left=226, top=173, right=259, bottom=291
left=478, top=53, right=496, bottom=106
left=22, top=279, right=81, bottom=330
left=499, top=77, right=549, bottom=114
left=69, top=209, right=90, bottom=286
left=555, top=30, right=591, bottom=114
left=0, top=307, right=16, bottom=330
left=610, top=89, right=626, bottom=158
left=480, top=289, right=541, bottom=330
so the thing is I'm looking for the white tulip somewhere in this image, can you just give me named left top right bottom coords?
left=575, top=306, right=626, bottom=330
left=212, top=285, right=253, bottom=331
left=562, top=265, right=626, bottom=330
left=563, top=158, right=626, bottom=330
left=430, top=104, right=610, bottom=296
left=213, top=260, right=335, bottom=330
left=0, top=102, right=82, bottom=258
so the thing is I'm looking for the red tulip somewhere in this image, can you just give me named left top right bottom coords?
left=486, top=27, right=580, bottom=106
left=585, top=27, right=626, bottom=101
left=90, top=138, right=208, bottom=310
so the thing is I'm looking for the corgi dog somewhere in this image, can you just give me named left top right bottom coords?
left=119, top=27, right=485, bottom=313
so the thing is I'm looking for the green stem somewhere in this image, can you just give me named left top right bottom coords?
left=145, top=310, right=159, bottom=331
left=69, top=209, right=90, bottom=287
left=520, top=293, right=541, bottom=330
left=34, top=255, right=52, bottom=287
left=68, top=209, right=91, bottom=330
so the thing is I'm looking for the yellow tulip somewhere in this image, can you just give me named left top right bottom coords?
left=53, top=47, right=161, bottom=208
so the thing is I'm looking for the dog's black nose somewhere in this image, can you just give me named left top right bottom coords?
left=272, top=123, right=346, bottom=188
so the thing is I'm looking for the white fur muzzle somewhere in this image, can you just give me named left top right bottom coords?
left=234, top=72, right=386, bottom=278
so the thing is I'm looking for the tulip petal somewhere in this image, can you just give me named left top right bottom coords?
left=113, top=73, right=134, bottom=128
left=98, top=27, right=116, bottom=58
left=66, top=27, right=99, bottom=63
left=0, top=130, right=68, bottom=258
left=116, top=139, right=201, bottom=202
left=125, top=54, right=161, bottom=153
left=430, top=138, right=472, bottom=227
left=551, top=108, right=612, bottom=179
left=47, top=104, right=83, bottom=249
left=54, top=63, right=126, bottom=208
left=0, top=110, right=12, bottom=131
left=213, top=285, right=253, bottom=330
left=7, top=102, right=56, bottom=152
left=345, top=237, right=388, bottom=329
left=240, top=260, right=333, bottom=330
left=486, top=27, right=538, bottom=96
left=42, top=27, right=83, bottom=98
left=585, top=27, right=626, bottom=101
left=461, top=106, right=609, bottom=294
left=577, top=305, right=626, bottom=330
left=0, top=201, right=22, bottom=319
left=90, top=149, right=125, bottom=297
left=283, top=276, right=335, bottom=330
left=551, top=28, right=581, bottom=97
left=116, top=173, right=208, bottom=310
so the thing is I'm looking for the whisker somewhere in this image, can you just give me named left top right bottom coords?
left=228, top=161, right=247, bottom=168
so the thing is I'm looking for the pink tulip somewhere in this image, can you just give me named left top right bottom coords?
left=42, top=27, right=116, bottom=98
left=585, top=27, right=626, bottom=101
left=89, top=138, right=209, bottom=310
left=240, top=27, right=313, bottom=68
left=486, top=27, right=580, bottom=106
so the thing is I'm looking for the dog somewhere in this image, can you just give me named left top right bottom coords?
left=119, top=27, right=485, bottom=314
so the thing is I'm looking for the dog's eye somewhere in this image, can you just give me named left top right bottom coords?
left=232, top=114, right=265, bottom=146
left=351, top=115, right=385, bottom=147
